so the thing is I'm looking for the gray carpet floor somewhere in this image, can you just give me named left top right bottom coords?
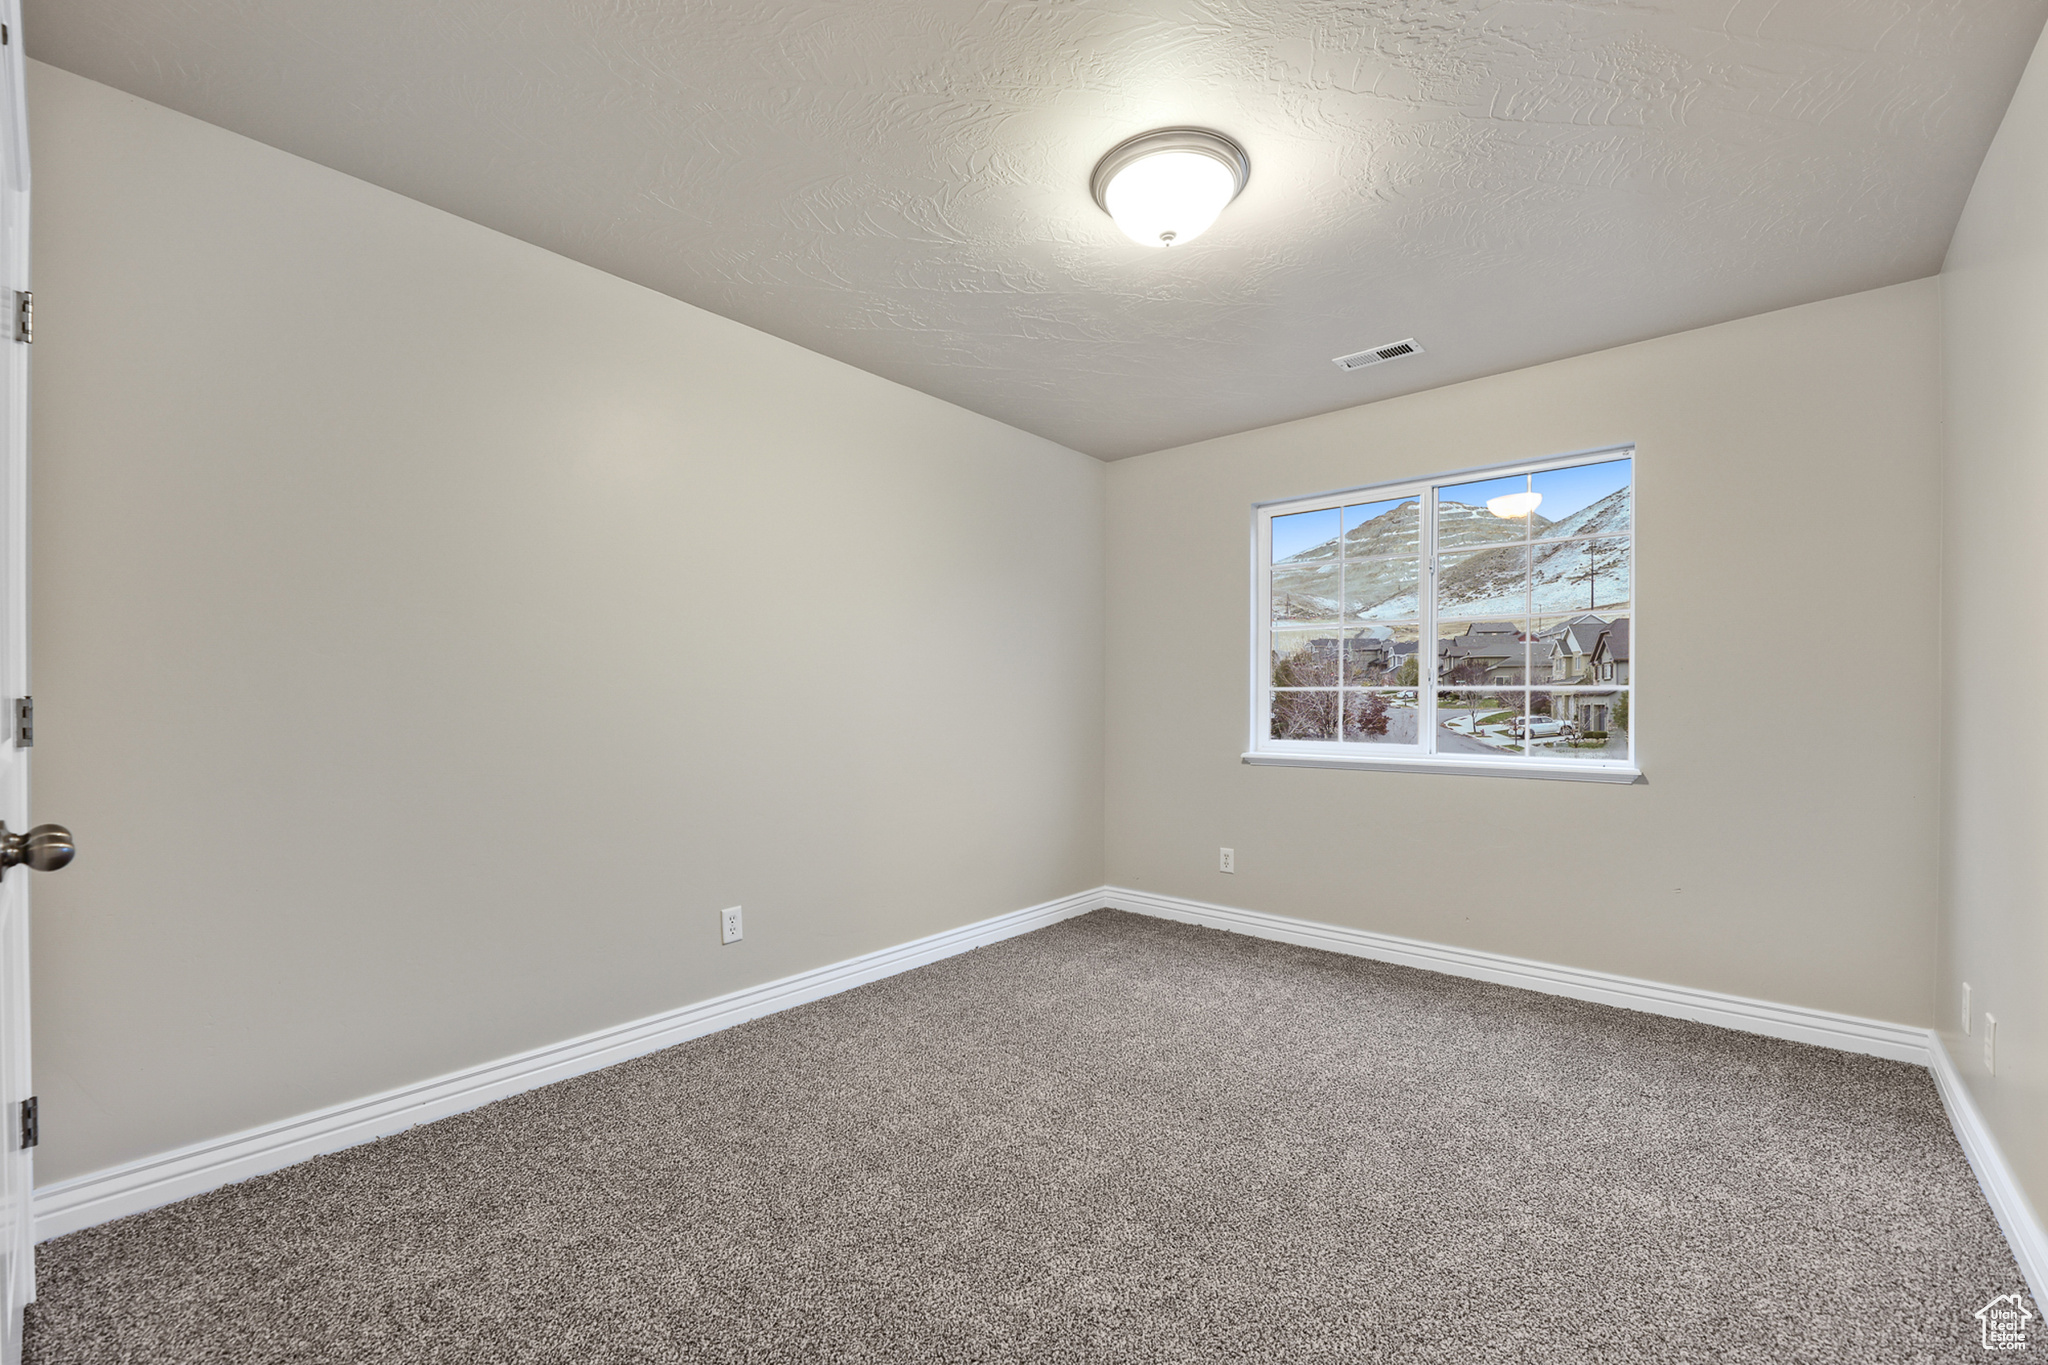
left=22, top=910, right=2038, bottom=1363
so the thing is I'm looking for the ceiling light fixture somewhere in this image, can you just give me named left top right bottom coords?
left=1487, top=491, right=1543, bottom=519
left=1090, top=128, right=1250, bottom=249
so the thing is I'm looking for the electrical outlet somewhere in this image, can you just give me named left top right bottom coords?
left=720, top=905, right=743, bottom=945
left=1984, top=1014, right=1996, bottom=1075
left=1219, top=847, right=1235, bottom=874
left=1962, top=983, right=1972, bottom=1034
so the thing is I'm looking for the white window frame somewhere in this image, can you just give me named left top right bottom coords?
left=1245, top=444, right=1639, bottom=783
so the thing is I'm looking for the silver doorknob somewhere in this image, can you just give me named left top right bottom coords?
left=0, top=823, right=74, bottom=875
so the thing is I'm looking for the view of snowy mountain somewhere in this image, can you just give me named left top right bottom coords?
left=1273, top=484, right=1632, bottom=622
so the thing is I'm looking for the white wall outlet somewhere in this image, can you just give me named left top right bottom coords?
left=720, top=905, right=743, bottom=945
left=1962, top=982, right=1972, bottom=1034
left=1219, top=847, right=1235, bottom=874
left=1984, top=1013, right=1996, bottom=1075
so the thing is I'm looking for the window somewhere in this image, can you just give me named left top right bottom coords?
left=1249, top=447, right=1636, bottom=782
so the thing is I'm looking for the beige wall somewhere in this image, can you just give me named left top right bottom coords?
left=25, top=62, right=1104, bottom=1185
left=1106, top=279, right=1943, bottom=1027
left=1939, top=21, right=2048, bottom=1223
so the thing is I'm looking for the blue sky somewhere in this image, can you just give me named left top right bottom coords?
left=1272, top=457, right=1630, bottom=562
left=1442, top=458, right=1631, bottom=521
left=1270, top=494, right=1420, bottom=560
left=1271, top=506, right=1341, bottom=561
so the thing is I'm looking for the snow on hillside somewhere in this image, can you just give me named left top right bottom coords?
left=1539, top=487, right=1631, bottom=541
left=1527, top=524, right=1630, bottom=613
left=1274, top=487, right=1631, bottom=620
left=1339, top=500, right=1420, bottom=559
left=1435, top=501, right=1552, bottom=549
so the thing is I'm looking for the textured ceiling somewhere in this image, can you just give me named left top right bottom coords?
left=24, top=1, right=2048, bottom=458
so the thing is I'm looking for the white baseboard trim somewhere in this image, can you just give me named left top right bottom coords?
left=1101, top=886, right=1932, bottom=1064
left=1927, top=1034, right=2048, bottom=1305
left=31, top=887, right=1104, bottom=1242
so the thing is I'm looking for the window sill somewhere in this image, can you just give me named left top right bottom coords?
left=1241, top=751, right=1642, bottom=784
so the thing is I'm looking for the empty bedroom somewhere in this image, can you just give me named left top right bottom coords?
left=0, top=0, right=2040, bottom=1360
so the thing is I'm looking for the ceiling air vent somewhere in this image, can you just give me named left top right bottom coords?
left=1332, top=339, right=1423, bottom=372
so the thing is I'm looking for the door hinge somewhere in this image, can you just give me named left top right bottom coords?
left=14, top=291, right=29, bottom=344
left=13, top=696, right=29, bottom=748
left=18, top=1097, right=35, bottom=1151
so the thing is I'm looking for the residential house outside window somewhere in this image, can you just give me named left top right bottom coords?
left=1248, top=448, right=1636, bottom=782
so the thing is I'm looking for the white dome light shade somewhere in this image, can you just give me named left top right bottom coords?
left=1486, top=491, right=1544, bottom=519
left=1091, top=129, right=1250, bottom=249
left=1104, top=151, right=1237, bottom=248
